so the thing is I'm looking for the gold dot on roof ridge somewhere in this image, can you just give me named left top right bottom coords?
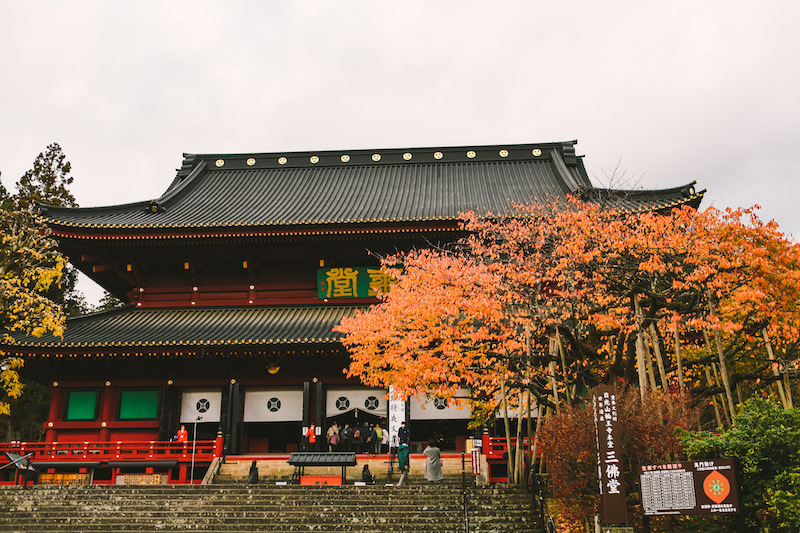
left=434, top=151, right=443, bottom=160
left=403, top=152, right=412, bottom=161
left=466, top=150, right=476, bottom=158
left=532, top=149, right=542, bottom=157
left=372, top=153, right=381, bottom=162
left=246, top=158, right=256, bottom=166
left=340, top=154, right=350, bottom=163
left=499, top=149, right=509, bottom=158
left=215, top=159, right=225, bottom=167
left=310, top=155, right=320, bottom=164
left=278, top=157, right=288, bottom=165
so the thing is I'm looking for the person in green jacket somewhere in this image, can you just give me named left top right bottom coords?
left=397, top=438, right=410, bottom=486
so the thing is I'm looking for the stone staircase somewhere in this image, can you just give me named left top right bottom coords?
left=0, top=484, right=543, bottom=532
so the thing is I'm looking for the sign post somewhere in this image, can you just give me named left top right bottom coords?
left=592, top=385, right=628, bottom=525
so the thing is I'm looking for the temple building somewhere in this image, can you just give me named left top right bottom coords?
left=2, top=141, right=703, bottom=483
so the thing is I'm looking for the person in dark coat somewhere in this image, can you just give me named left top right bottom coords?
left=365, top=423, right=377, bottom=455
left=341, top=423, right=354, bottom=452
left=397, top=421, right=409, bottom=446
left=396, top=438, right=410, bottom=486
left=361, top=421, right=371, bottom=454
left=247, top=460, right=259, bottom=484
left=361, top=464, right=375, bottom=485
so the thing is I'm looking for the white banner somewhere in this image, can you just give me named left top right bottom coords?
left=180, top=390, right=222, bottom=423
left=388, top=385, right=406, bottom=448
left=243, top=389, right=303, bottom=422
left=325, top=388, right=388, bottom=417
left=410, top=388, right=473, bottom=420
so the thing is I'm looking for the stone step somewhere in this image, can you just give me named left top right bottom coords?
left=0, top=485, right=543, bottom=533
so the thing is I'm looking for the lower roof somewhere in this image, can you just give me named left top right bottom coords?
left=5, top=305, right=364, bottom=351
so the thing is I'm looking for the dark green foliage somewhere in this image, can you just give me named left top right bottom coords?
left=14, top=142, right=77, bottom=211
left=680, top=399, right=800, bottom=531
left=0, top=381, right=51, bottom=442
left=96, top=291, right=126, bottom=311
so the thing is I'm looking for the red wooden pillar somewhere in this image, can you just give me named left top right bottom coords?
left=99, top=387, right=117, bottom=442
left=46, top=385, right=64, bottom=442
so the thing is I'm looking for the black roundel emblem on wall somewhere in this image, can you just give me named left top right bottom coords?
left=196, top=399, right=210, bottom=413
left=364, top=396, right=379, bottom=410
left=336, top=397, right=350, bottom=410
left=434, top=398, right=447, bottom=410
left=267, top=398, right=281, bottom=412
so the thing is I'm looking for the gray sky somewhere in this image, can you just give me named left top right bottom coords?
left=2, top=1, right=798, bottom=305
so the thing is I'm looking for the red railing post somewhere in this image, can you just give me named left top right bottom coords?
left=213, top=428, right=223, bottom=457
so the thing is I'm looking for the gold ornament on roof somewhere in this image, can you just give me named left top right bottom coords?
left=403, top=152, right=412, bottom=161
left=310, top=155, right=320, bottom=164
left=466, top=150, right=476, bottom=158
left=434, top=151, right=443, bottom=160
left=341, top=154, right=350, bottom=163
left=499, top=149, right=509, bottom=158
left=215, top=159, right=225, bottom=167
left=372, top=153, right=381, bottom=162
left=532, top=149, right=542, bottom=157
left=278, top=157, right=287, bottom=165
left=246, top=158, right=256, bottom=166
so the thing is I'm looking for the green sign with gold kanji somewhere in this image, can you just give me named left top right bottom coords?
left=316, top=267, right=399, bottom=299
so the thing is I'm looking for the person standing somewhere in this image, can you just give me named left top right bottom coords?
left=341, top=423, right=354, bottom=452
left=365, top=423, right=377, bottom=455
left=423, top=441, right=444, bottom=483
left=247, top=460, right=259, bottom=484
left=305, top=423, right=317, bottom=451
left=326, top=422, right=340, bottom=452
left=374, top=425, right=384, bottom=454
left=397, top=421, right=409, bottom=447
left=381, top=425, right=390, bottom=454
left=361, top=421, right=371, bottom=454
left=177, top=425, right=188, bottom=443
left=397, top=438, right=410, bottom=486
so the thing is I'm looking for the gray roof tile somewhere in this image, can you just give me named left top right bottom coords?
left=7, top=305, right=362, bottom=350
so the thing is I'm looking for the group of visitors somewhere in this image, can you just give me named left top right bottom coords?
left=396, top=421, right=444, bottom=486
left=325, top=421, right=388, bottom=453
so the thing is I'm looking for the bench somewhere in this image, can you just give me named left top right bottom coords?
left=287, top=452, right=357, bottom=485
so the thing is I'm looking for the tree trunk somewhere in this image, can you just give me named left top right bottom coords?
left=707, top=293, right=737, bottom=419
left=784, top=374, right=794, bottom=409
left=674, top=322, right=685, bottom=395
left=633, top=295, right=648, bottom=397
left=763, top=328, right=789, bottom=409
left=704, top=366, right=724, bottom=428
left=514, top=391, right=525, bottom=484
left=649, top=324, right=670, bottom=392
left=500, top=377, right=515, bottom=483
left=548, top=360, right=560, bottom=415
left=711, top=363, right=732, bottom=427
left=643, top=334, right=658, bottom=392
left=555, top=330, right=572, bottom=403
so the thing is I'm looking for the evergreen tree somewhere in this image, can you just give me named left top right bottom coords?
left=14, top=142, right=77, bottom=211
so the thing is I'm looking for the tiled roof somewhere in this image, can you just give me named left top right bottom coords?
left=36, top=142, right=598, bottom=230
left=6, top=305, right=362, bottom=350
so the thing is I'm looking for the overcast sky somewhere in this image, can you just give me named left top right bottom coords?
left=1, top=1, right=798, bottom=305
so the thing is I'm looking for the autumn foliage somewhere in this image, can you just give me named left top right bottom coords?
left=338, top=197, right=799, bottom=416
left=0, top=210, right=67, bottom=414
left=540, top=384, right=699, bottom=533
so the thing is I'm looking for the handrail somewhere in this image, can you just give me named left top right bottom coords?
left=0, top=440, right=219, bottom=463
left=201, top=456, right=223, bottom=485
left=462, top=488, right=470, bottom=533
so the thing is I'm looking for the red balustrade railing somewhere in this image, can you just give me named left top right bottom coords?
left=0, top=438, right=222, bottom=464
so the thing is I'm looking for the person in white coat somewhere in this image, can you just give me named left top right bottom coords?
left=423, top=441, right=444, bottom=482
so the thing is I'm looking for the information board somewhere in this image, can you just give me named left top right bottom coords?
left=639, top=458, right=739, bottom=516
